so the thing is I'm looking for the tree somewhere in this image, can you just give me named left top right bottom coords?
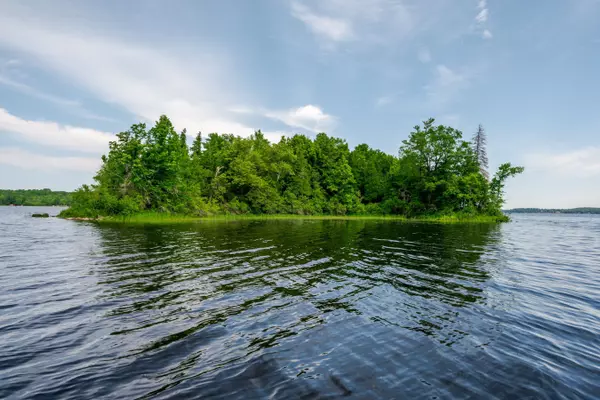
left=472, top=124, right=489, bottom=180
left=397, top=118, right=483, bottom=214
left=489, top=163, right=525, bottom=211
left=0, top=189, right=72, bottom=206
left=349, top=144, right=394, bottom=204
left=191, top=132, right=203, bottom=157
left=60, top=115, right=523, bottom=219
left=313, top=133, right=359, bottom=214
left=278, top=135, right=324, bottom=214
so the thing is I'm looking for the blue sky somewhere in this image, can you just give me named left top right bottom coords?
left=0, top=0, right=599, bottom=208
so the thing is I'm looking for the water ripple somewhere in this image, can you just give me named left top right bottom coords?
left=1, top=208, right=599, bottom=399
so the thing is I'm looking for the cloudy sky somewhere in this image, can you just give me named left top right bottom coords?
left=0, top=0, right=599, bottom=208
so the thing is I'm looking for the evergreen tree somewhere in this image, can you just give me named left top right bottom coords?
left=472, top=124, right=489, bottom=180
left=191, top=132, right=203, bottom=157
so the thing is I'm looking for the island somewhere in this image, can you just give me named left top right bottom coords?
left=58, top=116, right=523, bottom=223
left=0, top=189, right=72, bottom=206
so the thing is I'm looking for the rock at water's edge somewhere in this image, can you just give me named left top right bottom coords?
left=31, top=213, right=50, bottom=218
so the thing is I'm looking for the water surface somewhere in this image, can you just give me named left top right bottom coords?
left=1, top=207, right=599, bottom=399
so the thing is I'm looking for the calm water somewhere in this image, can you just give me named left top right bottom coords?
left=0, top=207, right=599, bottom=399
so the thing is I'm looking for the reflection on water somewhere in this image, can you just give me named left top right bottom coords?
left=93, top=220, right=501, bottom=397
left=99, top=222, right=498, bottom=339
left=1, top=208, right=599, bottom=399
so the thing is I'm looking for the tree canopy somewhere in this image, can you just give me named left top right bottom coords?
left=0, top=189, right=72, bottom=206
left=60, top=116, right=523, bottom=219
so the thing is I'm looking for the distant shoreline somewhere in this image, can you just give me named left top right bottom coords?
left=1, top=204, right=69, bottom=207
left=505, top=208, right=600, bottom=214
left=0, top=189, right=72, bottom=207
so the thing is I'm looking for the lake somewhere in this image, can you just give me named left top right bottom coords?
left=0, top=207, right=598, bottom=399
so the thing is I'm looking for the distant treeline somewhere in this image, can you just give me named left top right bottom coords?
left=0, top=189, right=72, bottom=206
left=506, top=208, right=600, bottom=214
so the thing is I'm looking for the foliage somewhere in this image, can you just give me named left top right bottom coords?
left=0, top=189, right=72, bottom=206
left=489, top=163, right=525, bottom=211
left=59, top=116, right=524, bottom=220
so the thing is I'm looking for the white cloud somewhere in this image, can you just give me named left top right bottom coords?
left=0, top=74, right=80, bottom=107
left=0, top=10, right=262, bottom=139
left=508, top=146, right=600, bottom=208
left=0, top=108, right=114, bottom=154
left=0, top=67, right=114, bottom=121
left=0, top=57, right=81, bottom=107
left=474, top=0, right=492, bottom=39
left=527, top=147, right=600, bottom=177
left=424, top=64, right=469, bottom=107
left=265, top=105, right=336, bottom=133
left=0, top=147, right=100, bottom=171
left=434, top=65, right=466, bottom=87
left=375, top=95, right=394, bottom=107
left=228, top=104, right=337, bottom=133
left=261, top=131, right=290, bottom=143
left=0, top=8, right=337, bottom=142
left=475, top=8, right=489, bottom=23
left=228, top=106, right=254, bottom=115
left=291, top=1, right=354, bottom=42
left=418, top=48, right=432, bottom=63
left=289, top=0, right=416, bottom=48
left=5, top=59, right=21, bottom=67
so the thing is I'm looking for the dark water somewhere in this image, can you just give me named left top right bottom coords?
left=1, top=207, right=599, bottom=399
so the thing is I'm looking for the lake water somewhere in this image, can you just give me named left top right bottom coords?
left=0, top=207, right=599, bottom=399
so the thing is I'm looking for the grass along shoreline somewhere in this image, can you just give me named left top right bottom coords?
left=60, top=211, right=509, bottom=224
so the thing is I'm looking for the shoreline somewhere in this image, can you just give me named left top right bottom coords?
left=59, top=213, right=509, bottom=224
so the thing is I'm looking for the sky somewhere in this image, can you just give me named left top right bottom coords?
left=0, top=0, right=599, bottom=209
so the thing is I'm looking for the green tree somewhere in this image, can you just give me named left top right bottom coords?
left=59, top=115, right=523, bottom=220
left=349, top=144, right=394, bottom=204
left=313, top=133, right=359, bottom=214
left=397, top=118, right=482, bottom=214
left=0, top=189, right=72, bottom=206
left=488, top=163, right=525, bottom=211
